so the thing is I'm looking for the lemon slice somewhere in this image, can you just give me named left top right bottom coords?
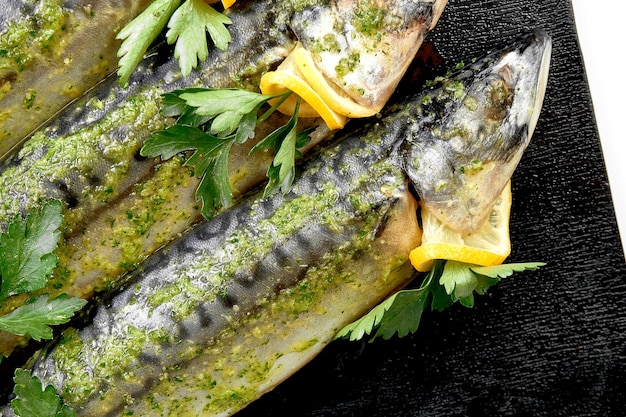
left=206, top=0, right=236, bottom=8
left=260, top=43, right=379, bottom=129
left=291, top=46, right=378, bottom=118
left=410, top=181, right=512, bottom=272
left=260, top=49, right=347, bottom=130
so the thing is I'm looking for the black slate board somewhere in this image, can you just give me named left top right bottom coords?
left=235, top=0, right=626, bottom=416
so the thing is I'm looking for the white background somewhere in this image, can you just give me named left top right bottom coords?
left=571, top=0, right=626, bottom=256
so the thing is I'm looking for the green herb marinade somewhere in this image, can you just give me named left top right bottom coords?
left=44, top=151, right=412, bottom=415
left=0, top=0, right=66, bottom=75
left=0, top=87, right=164, bottom=225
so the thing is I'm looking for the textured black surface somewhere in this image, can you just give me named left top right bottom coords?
left=235, top=0, right=626, bottom=416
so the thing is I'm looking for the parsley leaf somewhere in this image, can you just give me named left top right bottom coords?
left=0, top=295, right=87, bottom=342
left=440, top=260, right=545, bottom=307
left=11, top=368, right=75, bottom=417
left=251, top=99, right=312, bottom=197
left=0, top=200, right=63, bottom=299
left=0, top=202, right=86, bottom=415
left=116, top=0, right=232, bottom=85
left=177, top=89, right=280, bottom=136
left=470, top=262, right=546, bottom=278
left=337, top=260, right=544, bottom=342
left=336, top=262, right=442, bottom=342
left=166, top=0, right=232, bottom=76
left=140, top=88, right=305, bottom=219
left=141, top=124, right=236, bottom=217
left=0, top=200, right=88, bottom=341
left=116, top=0, right=181, bottom=86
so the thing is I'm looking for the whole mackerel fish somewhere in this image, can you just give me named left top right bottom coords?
left=0, top=0, right=153, bottom=158
left=2, top=30, right=551, bottom=417
left=0, top=0, right=447, bottom=357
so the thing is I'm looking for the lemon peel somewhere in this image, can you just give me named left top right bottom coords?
left=410, top=181, right=512, bottom=272
left=260, top=43, right=379, bottom=130
left=260, top=57, right=347, bottom=130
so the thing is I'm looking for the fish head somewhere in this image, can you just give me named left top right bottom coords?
left=404, top=29, right=552, bottom=235
left=289, top=0, right=448, bottom=115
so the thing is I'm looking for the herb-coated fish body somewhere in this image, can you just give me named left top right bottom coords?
left=6, top=30, right=551, bottom=417
left=0, top=0, right=298, bottom=357
left=0, top=0, right=154, bottom=159
left=0, top=0, right=446, bottom=357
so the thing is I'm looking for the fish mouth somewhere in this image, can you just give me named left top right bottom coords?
left=497, top=29, right=552, bottom=144
left=528, top=31, right=552, bottom=139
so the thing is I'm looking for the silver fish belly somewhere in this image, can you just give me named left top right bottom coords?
left=0, top=0, right=154, bottom=158
left=8, top=30, right=551, bottom=417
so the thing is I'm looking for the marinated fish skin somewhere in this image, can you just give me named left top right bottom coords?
left=290, top=0, right=448, bottom=113
left=404, top=30, right=552, bottom=234
left=0, top=0, right=154, bottom=159
left=0, top=0, right=299, bottom=357
left=0, top=0, right=446, bottom=358
left=6, top=31, right=551, bottom=417
left=24, top=84, right=423, bottom=417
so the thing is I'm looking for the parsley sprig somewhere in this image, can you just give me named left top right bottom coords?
left=116, top=0, right=232, bottom=85
left=11, top=369, right=75, bottom=417
left=141, top=88, right=312, bottom=219
left=336, top=260, right=545, bottom=342
left=0, top=200, right=86, bottom=416
left=0, top=200, right=87, bottom=341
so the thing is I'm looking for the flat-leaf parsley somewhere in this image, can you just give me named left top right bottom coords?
left=0, top=201, right=86, bottom=416
left=116, top=0, right=232, bottom=85
left=337, top=260, right=545, bottom=342
left=141, top=88, right=311, bottom=218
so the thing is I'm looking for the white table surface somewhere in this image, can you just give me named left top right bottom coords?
left=571, top=0, right=626, bottom=256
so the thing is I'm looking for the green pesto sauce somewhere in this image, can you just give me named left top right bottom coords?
left=273, top=0, right=325, bottom=29
left=288, top=0, right=326, bottom=13
left=100, top=157, right=195, bottom=274
left=459, top=159, right=484, bottom=175
left=0, top=87, right=164, bottom=226
left=309, top=33, right=341, bottom=55
left=177, top=186, right=398, bottom=414
left=47, top=152, right=405, bottom=413
left=442, top=79, right=465, bottom=100
left=335, top=52, right=360, bottom=79
left=51, top=325, right=171, bottom=405
left=131, top=194, right=389, bottom=414
left=0, top=0, right=66, bottom=74
left=44, top=155, right=197, bottom=297
left=352, top=0, right=386, bottom=37
left=145, top=183, right=342, bottom=320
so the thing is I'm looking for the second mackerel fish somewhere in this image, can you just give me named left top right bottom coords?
left=7, top=30, right=551, bottom=417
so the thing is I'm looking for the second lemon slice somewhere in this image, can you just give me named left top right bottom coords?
left=410, top=181, right=513, bottom=272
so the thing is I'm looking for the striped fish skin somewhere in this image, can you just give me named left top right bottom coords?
left=7, top=31, right=551, bottom=417
left=0, top=0, right=300, bottom=357
left=0, top=0, right=154, bottom=158
left=0, top=0, right=445, bottom=358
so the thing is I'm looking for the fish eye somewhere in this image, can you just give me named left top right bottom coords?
left=484, top=78, right=513, bottom=121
